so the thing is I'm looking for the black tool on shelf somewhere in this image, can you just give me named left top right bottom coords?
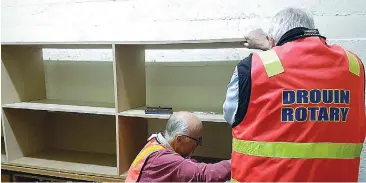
left=145, top=106, right=173, bottom=114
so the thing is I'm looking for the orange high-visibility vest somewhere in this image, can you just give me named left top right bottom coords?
left=125, top=138, right=167, bottom=182
left=231, top=37, right=366, bottom=182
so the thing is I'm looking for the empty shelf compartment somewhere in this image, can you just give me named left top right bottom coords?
left=2, top=108, right=117, bottom=176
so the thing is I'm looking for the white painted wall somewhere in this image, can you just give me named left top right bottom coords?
left=2, top=0, right=366, bottom=63
left=2, top=0, right=366, bottom=180
left=2, top=0, right=366, bottom=48
left=2, top=0, right=366, bottom=59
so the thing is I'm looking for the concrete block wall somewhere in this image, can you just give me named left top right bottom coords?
left=2, top=0, right=366, bottom=181
left=1, top=1, right=366, bottom=42
left=2, top=0, right=366, bottom=62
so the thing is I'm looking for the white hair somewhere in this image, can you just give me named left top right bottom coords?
left=268, top=7, right=315, bottom=44
left=164, top=114, right=190, bottom=142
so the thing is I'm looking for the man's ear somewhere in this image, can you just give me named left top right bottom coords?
left=176, top=135, right=183, bottom=144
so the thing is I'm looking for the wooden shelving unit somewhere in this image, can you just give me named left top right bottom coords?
left=1, top=40, right=243, bottom=181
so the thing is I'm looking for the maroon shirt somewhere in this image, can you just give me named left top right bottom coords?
left=139, top=149, right=231, bottom=182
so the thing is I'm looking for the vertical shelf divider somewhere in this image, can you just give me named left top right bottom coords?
left=113, top=44, right=148, bottom=175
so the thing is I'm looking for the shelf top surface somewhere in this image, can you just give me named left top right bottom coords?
left=2, top=99, right=116, bottom=115
left=119, top=107, right=225, bottom=123
left=1, top=38, right=244, bottom=45
left=7, top=149, right=117, bottom=176
left=2, top=101, right=226, bottom=123
left=1, top=38, right=246, bottom=49
left=1, top=163, right=124, bottom=182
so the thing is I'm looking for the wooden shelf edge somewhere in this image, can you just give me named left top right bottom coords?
left=1, top=38, right=248, bottom=49
left=2, top=101, right=116, bottom=116
left=1, top=163, right=126, bottom=182
left=1, top=38, right=244, bottom=45
left=119, top=108, right=226, bottom=123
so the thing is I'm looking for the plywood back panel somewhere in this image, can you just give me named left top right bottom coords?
left=44, top=61, right=115, bottom=104
left=117, top=116, right=147, bottom=174
left=114, top=45, right=146, bottom=112
left=2, top=108, right=47, bottom=161
left=46, top=112, right=116, bottom=155
left=42, top=53, right=237, bottom=113
left=1, top=46, right=46, bottom=104
left=147, top=118, right=232, bottom=159
left=146, top=61, right=237, bottom=112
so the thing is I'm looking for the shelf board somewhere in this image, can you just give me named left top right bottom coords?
left=2, top=99, right=115, bottom=115
left=8, top=149, right=117, bottom=176
left=2, top=164, right=124, bottom=182
left=119, top=107, right=225, bottom=122
left=1, top=38, right=245, bottom=49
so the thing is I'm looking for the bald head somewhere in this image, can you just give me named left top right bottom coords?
left=164, top=111, right=203, bottom=142
left=164, top=111, right=203, bottom=157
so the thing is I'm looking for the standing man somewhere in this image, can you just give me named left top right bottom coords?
left=223, top=7, right=365, bottom=182
left=125, top=111, right=231, bottom=182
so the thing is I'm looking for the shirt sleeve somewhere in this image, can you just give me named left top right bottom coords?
left=140, top=150, right=231, bottom=182
left=223, top=54, right=253, bottom=127
left=223, top=67, right=239, bottom=126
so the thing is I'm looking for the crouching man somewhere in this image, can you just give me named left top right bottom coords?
left=125, top=111, right=231, bottom=182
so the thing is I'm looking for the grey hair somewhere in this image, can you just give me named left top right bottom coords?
left=164, top=114, right=190, bottom=142
left=268, top=7, right=315, bottom=44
